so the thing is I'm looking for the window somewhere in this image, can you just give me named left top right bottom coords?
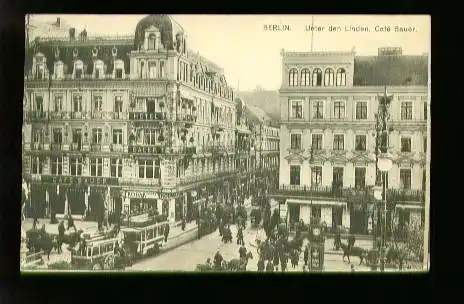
left=289, top=68, right=298, bottom=86
left=35, top=63, right=44, bottom=80
left=324, top=68, right=334, bottom=86
left=55, top=61, right=64, bottom=79
left=148, top=62, right=157, bottom=79
left=33, top=129, right=43, bottom=143
left=35, top=95, right=44, bottom=112
left=336, top=68, right=346, bottom=86
left=148, top=34, right=155, bottom=50
left=92, top=128, right=102, bottom=144
left=51, top=157, right=63, bottom=175
left=93, top=95, right=103, bottom=112
left=113, top=129, right=123, bottom=144
left=143, top=128, right=158, bottom=145
left=290, top=100, right=303, bottom=119
left=290, top=165, right=300, bottom=185
left=52, top=128, right=63, bottom=144
left=356, top=102, right=368, bottom=120
left=424, top=102, right=427, bottom=120
left=94, top=61, right=104, bottom=79
left=73, top=95, right=83, bottom=112
left=74, top=61, right=83, bottom=79
left=290, top=134, right=301, bottom=150
left=355, top=167, right=366, bottom=189
left=401, top=102, right=413, bottom=120
left=333, top=101, right=345, bottom=119
left=114, top=60, right=124, bottom=79
left=401, top=137, right=412, bottom=152
left=355, top=135, right=367, bottom=151
left=138, top=159, right=160, bottom=178
left=53, top=95, right=63, bottom=112
left=72, top=128, right=82, bottom=145
left=311, top=166, right=322, bottom=186
left=111, top=159, right=123, bottom=177
left=400, top=169, right=411, bottom=189
left=70, top=157, right=83, bottom=176
left=312, top=101, right=324, bottom=119
left=90, top=158, right=103, bottom=177
left=333, top=134, right=344, bottom=150
left=311, top=134, right=323, bottom=150
left=333, top=167, right=344, bottom=188
left=312, top=68, right=322, bottom=86
left=159, top=61, right=165, bottom=78
left=31, top=156, right=43, bottom=174
left=301, top=69, right=310, bottom=86
left=114, top=96, right=123, bottom=112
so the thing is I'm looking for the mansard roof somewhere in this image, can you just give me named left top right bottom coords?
left=353, top=55, right=429, bottom=86
left=134, top=14, right=184, bottom=50
left=26, top=37, right=133, bottom=75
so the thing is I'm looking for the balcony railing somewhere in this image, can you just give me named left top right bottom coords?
left=111, top=112, right=129, bottom=120
left=91, top=144, right=102, bottom=152
left=31, top=142, right=43, bottom=150
left=128, top=144, right=164, bottom=154
left=71, top=142, right=82, bottom=151
left=271, top=185, right=425, bottom=202
left=129, top=112, right=166, bottom=121
left=183, top=146, right=196, bottom=154
left=51, top=143, right=62, bottom=151
left=177, top=114, right=197, bottom=123
left=110, top=144, right=125, bottom=152
left=26, top=111, right=48, bottom=121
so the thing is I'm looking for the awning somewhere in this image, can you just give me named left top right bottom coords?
left=395, top=204, right=424, bottom=210
left=286, top=199, right=347, bottom=208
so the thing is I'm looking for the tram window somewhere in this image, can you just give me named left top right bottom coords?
left=92, top=247, right=99, bottom=256
left=87, top=248, right=92, bottom=257
left=109, top=243, right=114, bottom=252
left=158, top=225, right=163, bottom=235
left=147, top=229, right=153, bottom=240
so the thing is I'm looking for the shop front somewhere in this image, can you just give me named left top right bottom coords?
left=123, top=189, right=161, bottom=215
left=395, top=203, right=424, bottom=228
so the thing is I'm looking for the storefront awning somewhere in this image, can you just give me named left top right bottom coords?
left=395, top=204, right=424, bottom=210
left=286, top=199, right=347, bottom=208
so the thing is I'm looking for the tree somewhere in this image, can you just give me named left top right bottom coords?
left=390, top=222, right=424, bottom=270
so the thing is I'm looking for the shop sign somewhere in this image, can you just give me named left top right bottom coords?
left=125, top=191, right=159, bottom=199
left=41, top=175, right=119, bottom=186
left=129, top=145, right=160, bottom=154
left=161, top=160, right=177, bottom=189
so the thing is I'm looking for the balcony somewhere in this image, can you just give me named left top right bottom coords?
left=26, top=111, right=48, bottom=122
left=31, top=142, right=43, bottom=150
left=183, top=146, right=197, bottom=155
left=177, top=114, right=197, bottom=123
left=128, top=144, right=164, bottom=154
left=71, top=142, right=82, bottom=151
left=212, top=121, right=226, bottom=131
left=110, top=144, right=125, bottom=152
left=129, top=112, right=166, bottom=121
left=91, top=144, right=102, bottom=152
left=70, top=112, right=90, bottom=120
left=49, top=112, right=66, bottom=119
left=387, top=189, right=425, bottom=202
left=119, top=177, right=161, bottom=187
left=51, top=143, right=62, bottom=151
left=110, top=112, right=129, bottom=120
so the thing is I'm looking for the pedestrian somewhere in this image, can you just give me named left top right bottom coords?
left=348, top=234, right=356, bottom=252
left=257, top=258, right=265, bottom=272
left=181, top=218, right=186, bottom=231
left=334, top=225, right=341, bottom=250
left=239, top=244, right=247, bottom=260
left=214, top=251, right=224, bottom=269
left=114, top=241, right=120, bottom=255
left=236, top=226, right=244, bottom=245
left=351, top=264, right=355, bottom=272
left=32, top=217, right=38, bottom=230
left=164, top=223, right=170, bottom=243
left=265, top=261, right=274, bottom=272
left=57, top=220, right=65, bottom=254
left=67, top=214, right=76, bottom=232
left=304, top=245, right=309, bottom=266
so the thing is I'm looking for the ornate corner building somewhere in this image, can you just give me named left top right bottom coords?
left=268, top=47, right=428, bottom=235
left=22, top=15, right=250, bottom=224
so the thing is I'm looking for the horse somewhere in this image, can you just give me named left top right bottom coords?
left=196, top=263, right=213, bottom=272
left=26, top=229, right=54, bottom=260
left=339, top=241, right=368, bottom=265
left=60, top=230, right=83, bottom=248
left=227, top=251, right=254, bottom=271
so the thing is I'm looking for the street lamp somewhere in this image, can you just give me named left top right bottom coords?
left=376, top=152, right=392, bottom=272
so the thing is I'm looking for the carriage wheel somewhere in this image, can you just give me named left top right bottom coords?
left=104, top=253, right=115, bottom=270
left=93, top=263, right=102, bottom=270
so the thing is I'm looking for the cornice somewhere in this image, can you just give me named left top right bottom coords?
left=279, top=86, right=428, bottom=94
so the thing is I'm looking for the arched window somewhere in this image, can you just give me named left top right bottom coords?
left=114, top=59, right=125, bottom=79
left=312, top=68, right=322, bottom=86
left=324, top=68, right=335, bottom=86
left=74, top=60, right=84, bottom=79
left=301, top=68, right=310, bottom=86
left=54, top=61, right=64, bottom=79
left=288, top=68, right=298, bottom=86
left=148, top=34, right=156, bottom=50
left=94, top=60, right=104, bottom=79
left=336, top=68, right=346, bottom=86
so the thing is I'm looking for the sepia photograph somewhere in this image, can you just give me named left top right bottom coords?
left=21, top=14, right=430, bottom=273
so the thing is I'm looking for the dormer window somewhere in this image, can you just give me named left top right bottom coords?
left=114, top=60, right=124, bottom=79
left=54, top=61, right=64, bottom=79
left=35, top=64, right=45, bottom=80
left=74, top=60, right=84, bottom=79
left=148, top=34, right=156, bottom=50
left=94, top=60, right=104, bottom=79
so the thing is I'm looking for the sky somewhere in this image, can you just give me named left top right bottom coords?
left=29, top=14, right=430, bottom=91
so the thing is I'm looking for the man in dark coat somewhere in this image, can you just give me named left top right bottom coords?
left=181, top=218, right=186, bottom=231
left=265, top=261, right=274, bottom=272
left=304, top=245, right=309, bottom=266
left=236, top=226, right=244, bottom=245
left=257, top=258, right=265, bottom=272
left=348, top=234, right=356, bottom=252
left=67, top=214, right=76, bottom=232
left=334, top=225, right=342, bottom=250
left=213, top=251, right=224, bottom=269
left=239, top=244, right=247, bottom=260
left=164, top=223, right=170, bottom=242
left=57, top=220, right=65, bottom=254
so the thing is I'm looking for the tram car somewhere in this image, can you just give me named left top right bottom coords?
left=250, top=206, right=262, bottom=228
left=71, top=236, right=124, bottom=270
left=120, top=217, right=169, bottom=262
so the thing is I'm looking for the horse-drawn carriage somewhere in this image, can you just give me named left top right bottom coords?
left=71, top=237, right=126, bottom=270
left=120, top=220, right=168, bottom=262
left=196, top=252, right=254, bottom=272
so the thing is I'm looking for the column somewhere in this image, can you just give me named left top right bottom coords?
left=169, top=198, right=176, bottom=224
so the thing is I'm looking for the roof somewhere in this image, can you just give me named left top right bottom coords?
left=353, top=55, right=428, bottom=86
left=26, top=37, right=133, bottom=75
left=246, top=104, right=272, bottom=123
left=238, top=90, right=280, bottom=121
left=134, top=14, right=184, bottom=50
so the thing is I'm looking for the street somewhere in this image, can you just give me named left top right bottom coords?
left=126, top=222, right=374, bottom=272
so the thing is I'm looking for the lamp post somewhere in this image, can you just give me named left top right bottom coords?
left=373, top=86, right=393, bottom=272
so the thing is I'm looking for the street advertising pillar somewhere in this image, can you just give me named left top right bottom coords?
left=308, top=223, right=325, bottom=272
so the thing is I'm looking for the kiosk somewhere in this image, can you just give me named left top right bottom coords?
left=308, top=223, right=325, bottom=272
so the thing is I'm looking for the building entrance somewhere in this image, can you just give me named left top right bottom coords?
left=332, top=206, right=343, bottom=231
left=288, top=204, right=300, bottom=231
left=350, top=204, right=367, bottom=234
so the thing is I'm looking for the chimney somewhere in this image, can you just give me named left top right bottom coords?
left=69, top=28, right=76, bottom=41
left=56, top=17, right=61, bottom=27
